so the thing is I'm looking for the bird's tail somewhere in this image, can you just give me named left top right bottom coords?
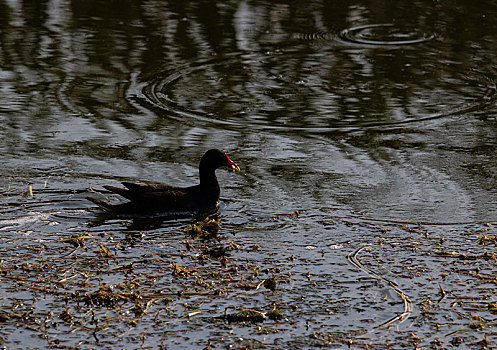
left=86, top=196, right=113, bottom=212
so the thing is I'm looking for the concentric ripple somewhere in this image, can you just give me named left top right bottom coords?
left=340, top=23, right=435, bottom=46
left=134, top=49, right=495, bottom=134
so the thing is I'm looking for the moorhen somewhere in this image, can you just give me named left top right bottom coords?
left=87, top=149, right=240, bottom=217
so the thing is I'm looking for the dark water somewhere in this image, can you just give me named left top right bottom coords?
left=1, top=0, right=497, bottom=349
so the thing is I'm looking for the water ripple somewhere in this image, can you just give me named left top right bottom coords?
left=134, top=50, right=495, bottom=135
left=339, top=23, right=435, bottom=46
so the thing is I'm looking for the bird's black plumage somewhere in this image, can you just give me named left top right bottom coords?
left=87, top=149, right=240, bottom=217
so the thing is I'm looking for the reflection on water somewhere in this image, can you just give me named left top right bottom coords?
left=1, top=0, right=497, bottom=348
left=1, top=0, right=496, bottom=221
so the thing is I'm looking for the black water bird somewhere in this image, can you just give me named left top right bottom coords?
left=87, top=149, right=240, bottom=217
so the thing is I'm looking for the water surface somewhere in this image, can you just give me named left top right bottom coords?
left=1, top=0, right=497, bottom=348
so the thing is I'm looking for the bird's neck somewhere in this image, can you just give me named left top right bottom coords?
left=199, top=167, right=220, bottom=192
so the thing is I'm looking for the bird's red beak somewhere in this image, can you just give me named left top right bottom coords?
left=225, top=153, right=240, bottom=173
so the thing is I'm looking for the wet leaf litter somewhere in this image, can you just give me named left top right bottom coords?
left=0, top=185, right=287, bottom=349
left=1, top=183, right=497, bottom=348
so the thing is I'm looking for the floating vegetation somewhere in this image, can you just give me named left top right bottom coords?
left=223, top=303, right=282, bottom=324
left=0, top=211, right=297, bottom=348
left=183, top=216, right=222, bottom=239
left=224, top=308, right=267, bottom=323
left=1, top=205, right=497, bottom=348
left=61, top=233, right=93, bottom=247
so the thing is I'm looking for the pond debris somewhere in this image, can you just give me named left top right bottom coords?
left=59, top=308, right=74, bottom=325
left=223, top=304, right=282, bottom=324
left=201, top=245, right=230, bottom=259
left=263, top=277, right=277, bottom=292
left=487, top=303, right=497, bottom=314
left=79, top=284, right=138, bottom=308
left=183, top=217, right=221, bottom=239
left=4, top=208, right=496, bottom=348
left=273, top=210, right=301, bottom=219
left=226, top=309, right=265, bottom=323
left=0, top=310, right=12, bottom=322
left=183, top=239, right=193, bottom=251
left=478, top=233, right=497, bottom=245
left=434, top=250, right=496, bottom=261
left=171, top=262, right=196, bottom=278
left=131, top=299, right=151, bottom=318
left=250, top=244, right=260, bottom=251
left=239, top=276, right=277, bottom=292
left=347, top=245, right=413, bottom=336
left=61, top=233, right=93, bottom=247
left=95, top=243, right=112, bottom=258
